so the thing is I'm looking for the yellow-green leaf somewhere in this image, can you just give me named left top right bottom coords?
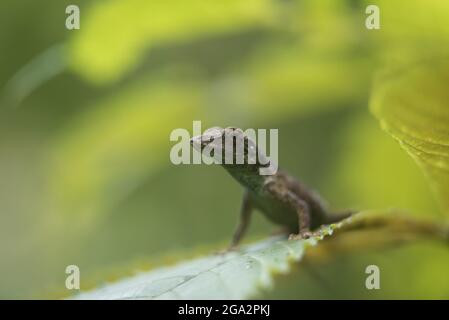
left=371, top=57, right=449, bottom=216
left=69, top=0, right=275, bottom=84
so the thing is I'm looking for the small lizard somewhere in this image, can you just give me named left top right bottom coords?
left=190, top=127, right=353, bottom=248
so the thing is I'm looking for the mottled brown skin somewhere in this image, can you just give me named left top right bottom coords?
left=190, top=127, right=353, bottom=248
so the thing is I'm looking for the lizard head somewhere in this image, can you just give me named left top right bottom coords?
left=190, top=127, right=271, bottom=172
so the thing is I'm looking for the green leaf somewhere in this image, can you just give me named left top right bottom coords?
left=67, top=211, right=448, bottom=299
left=328, top=113, right=439, bottom=217
left=371, top=57, right=449, bottom=216
left=71, top=223, right=342, bottom=300
left=69, top=0, right=275, bottom=84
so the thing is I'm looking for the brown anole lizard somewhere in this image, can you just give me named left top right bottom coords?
left=190, top=127, right=353, bottom=248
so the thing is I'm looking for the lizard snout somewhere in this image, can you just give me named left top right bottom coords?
left=190, top=135, right=205, bottom=152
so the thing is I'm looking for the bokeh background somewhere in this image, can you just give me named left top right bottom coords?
left=1, top=0, right=449, bottom=299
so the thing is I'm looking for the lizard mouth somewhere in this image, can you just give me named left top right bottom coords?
left=190, top=127, right=225, bottom=151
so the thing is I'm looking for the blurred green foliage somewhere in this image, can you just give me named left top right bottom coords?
left=0, top=0, right=448, bottom=299
left=372, top=57, right=449, bottom=215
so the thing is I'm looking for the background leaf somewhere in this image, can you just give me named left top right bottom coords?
left=371, top=57, right=449, bottom=216
left=69, top=0, right=275, bottom=84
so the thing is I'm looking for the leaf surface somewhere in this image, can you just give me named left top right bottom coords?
left=72, top=223, right=343, bottom=299
left=371, top=57, right=449, bottom=216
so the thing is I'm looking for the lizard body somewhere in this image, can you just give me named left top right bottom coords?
left=190, top=127, right=352, bottom=247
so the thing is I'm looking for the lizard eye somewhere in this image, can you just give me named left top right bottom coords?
left=203, top=136, right=214, bottom=143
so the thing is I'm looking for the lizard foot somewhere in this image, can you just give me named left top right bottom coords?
left=288, top=230, right=314, bottom=240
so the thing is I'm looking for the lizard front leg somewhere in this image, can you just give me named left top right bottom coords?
left=285, top=192, right=314, bottom=240
left=265, top=182, right=313, bottom=240
left=229, top=189, right=253, bottom=249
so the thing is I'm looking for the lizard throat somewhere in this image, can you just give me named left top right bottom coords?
left=223, top=164, right=267, bottom=193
